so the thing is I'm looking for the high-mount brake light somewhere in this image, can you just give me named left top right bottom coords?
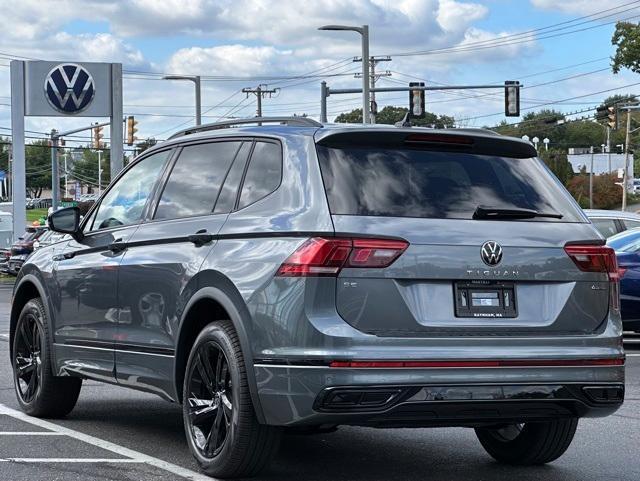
left=276, top=237, right=409, bottom=277
left=404, top=133, right=474, bottom=145
left=564, top=244, right=620, bottom=310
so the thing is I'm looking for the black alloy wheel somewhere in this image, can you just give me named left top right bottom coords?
left=182, top=320, right=281, bottom=478
left=14, top=311, right=43, bottom=404
left=186, top=341, right=234, bottom=458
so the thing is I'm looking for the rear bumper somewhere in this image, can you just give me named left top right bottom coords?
left=253, top=364, right=625, bottom=427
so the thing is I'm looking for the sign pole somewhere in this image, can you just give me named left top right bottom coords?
left=110, top=64, right=123, bottom=180
left=10, top=60, right=26, bottom=240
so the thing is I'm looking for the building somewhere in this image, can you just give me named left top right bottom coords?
left=567, top=153, right=633, bottom=176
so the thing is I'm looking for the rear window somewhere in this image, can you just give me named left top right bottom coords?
left=316, top=146, right=583, bottom=222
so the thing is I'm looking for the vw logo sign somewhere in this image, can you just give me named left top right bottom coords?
left=481, top=241, right=503, bottom=266
left=44, top=63, right=95, bottom=114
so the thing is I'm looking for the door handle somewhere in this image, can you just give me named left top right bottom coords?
left=108, top=239, right=127, bottom=253
left=188, top=230, right=214, bottom=247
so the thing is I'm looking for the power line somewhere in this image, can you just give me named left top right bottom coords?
left=387, top=1, right=640, bottom=57
left=465, top=82, right=640, bottom=122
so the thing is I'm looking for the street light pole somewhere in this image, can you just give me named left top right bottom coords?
left=162, top=75, right=202, bottom=126
left=319, top=24, right=370, bottom=124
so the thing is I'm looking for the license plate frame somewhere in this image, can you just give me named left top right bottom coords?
left=454, top=280, right=517, bottom=318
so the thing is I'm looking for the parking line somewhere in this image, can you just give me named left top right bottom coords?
left=0, top=458, right=141, bottom=463
left=0, top=403, right=214, bottom=480
left=0, top=432, right=63, bottom=435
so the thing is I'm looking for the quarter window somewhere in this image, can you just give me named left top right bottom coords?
left=238, top=141, right=282, bottom=209
left=154, top=142, right=241, bottom=220
left=89, top=150, right=170, bottom=231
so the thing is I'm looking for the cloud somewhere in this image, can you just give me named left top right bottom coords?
left=166, top=45, right=293, bottom=77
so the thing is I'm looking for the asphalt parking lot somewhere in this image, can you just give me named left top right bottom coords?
left=0, top=282, right=638, bottom=481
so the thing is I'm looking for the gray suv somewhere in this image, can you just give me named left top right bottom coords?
left=10, top=118, right=625, bottom=478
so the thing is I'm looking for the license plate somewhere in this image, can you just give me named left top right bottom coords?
left=454, top=280, right=517, bottom=318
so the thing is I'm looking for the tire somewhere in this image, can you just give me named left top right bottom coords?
left=12, top=298, right=82, bottom=418
left=183, top=320, right=281, bottom=478
left=475, top=419, right=578, bottom=465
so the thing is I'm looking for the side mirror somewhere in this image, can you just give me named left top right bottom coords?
left=49, top=207, right=83, bottom=241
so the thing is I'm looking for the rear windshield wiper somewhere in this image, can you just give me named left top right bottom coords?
left=473, top=205, right=563, bottom=220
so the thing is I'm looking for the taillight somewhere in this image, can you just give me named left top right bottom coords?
left=276, top=237, right=409, bottom=277
left=564, top=244, right=620, bottom=310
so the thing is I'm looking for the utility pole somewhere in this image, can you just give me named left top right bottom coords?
left=7, top=144, right=11, bottom=201
left=589, top=146, right=594, bottom=209
left=623, top=109, right=632, bottom=211
left=63, top=152, right=69, bottom=199
left=50, top=129, right=60, bottom=211
left=242, top=85, right=279, bottom=118
left=98, top=150, right=102, bottom=195
left=355, top=56, right=391, bottom=124
left=606, top=126, right=612, bottom=173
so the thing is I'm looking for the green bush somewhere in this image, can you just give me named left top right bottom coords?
left=566, top=174, right=622, bottom=209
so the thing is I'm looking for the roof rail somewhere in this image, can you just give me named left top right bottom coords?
left=168, top=116, right=323, bottom=139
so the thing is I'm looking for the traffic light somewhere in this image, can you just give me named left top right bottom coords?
left=408, top=82, right=426, bottom=119
left=607, top=106, right=617, bottom=130
left=126, top=116, right=138, bottom=146
left=595, top=105, right=608, bottom=121
left=504, top=81, right=520, bottom=117
left=92, top=124, right=103, bottom=149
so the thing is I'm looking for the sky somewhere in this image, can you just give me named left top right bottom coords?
left=1, top=0, right=640, bottom=147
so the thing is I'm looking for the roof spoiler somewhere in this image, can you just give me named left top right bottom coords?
left=315, top=129, right=537, bottom=158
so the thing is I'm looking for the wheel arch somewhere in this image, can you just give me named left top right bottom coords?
left=174, top=274, right=265, bottom=424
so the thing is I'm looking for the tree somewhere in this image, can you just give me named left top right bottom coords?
left=26, top=140, right=52, bottom=198
left=335, top=106, right=455, bottom=128
left=493, top=109, right=566, bottom=142
left=71, top=147, right=110, bottom=193
left=334, top=108, right=363, bottom=123
left=612, top=22, right=640, bottom=74
left=135, top=138, right=157, bottom=154
left=539, top=148, right=573, bottom=184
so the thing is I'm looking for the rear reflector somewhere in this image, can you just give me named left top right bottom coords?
left=276, top=237, right=408, bottom=277
left=564, top=244, right=620, bottom=310
left=329, top=358, right=625, bottom=368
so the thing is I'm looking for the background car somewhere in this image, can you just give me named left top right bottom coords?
left=584, top=209, right=640, bottom=238
left=0, top=248, right=11, bottom=274
left=7, top=226, right=47, bottom=275
left=607, top=228, right=640, bottom=332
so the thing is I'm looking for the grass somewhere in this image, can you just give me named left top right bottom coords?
left=26, top=208, right=48, bottom=224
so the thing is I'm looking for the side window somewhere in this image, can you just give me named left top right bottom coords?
left=213, top=142, right=252, bottom=214
left=623, top=219, right=640, bottom=231
left=591, top=218, right=618, bottom=238
left=154, top=142, right=241, bottom=220
left=89, top=150, right=170, bottom=232
left=237, top=141, right=282, bottom=210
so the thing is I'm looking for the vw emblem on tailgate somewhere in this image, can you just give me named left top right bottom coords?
left=481, top=241, right=503, bottom=266
left=44, top=63, right=95, bottom=114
